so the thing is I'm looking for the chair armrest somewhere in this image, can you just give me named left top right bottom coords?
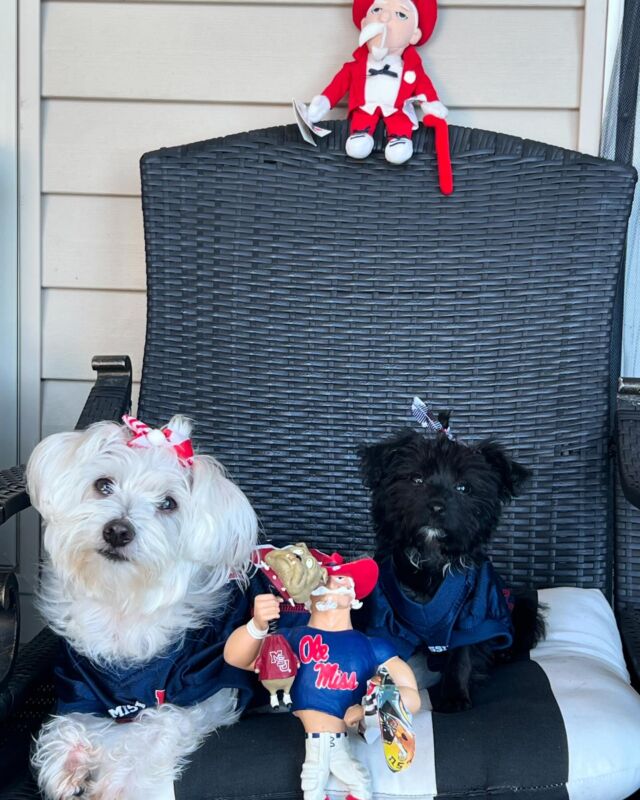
left=76, top=355, right=133, bottom=430
left=0, top=573, right=19, bottom=692
left=618, top=607, right=640, bottom=690
left=616, top=379, right=640, bottom=510
left=0, top=467, right=28, bottom=526
left=0, top=355, right=132, bottom=526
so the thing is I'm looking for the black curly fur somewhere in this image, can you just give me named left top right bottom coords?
left=358, top=428, right=544, bottom=712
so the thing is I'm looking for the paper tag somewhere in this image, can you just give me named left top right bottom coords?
left=292, top=99, right=331, bottom=145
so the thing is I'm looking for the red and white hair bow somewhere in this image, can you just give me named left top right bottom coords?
left=122, top=415, right=194, bottom=467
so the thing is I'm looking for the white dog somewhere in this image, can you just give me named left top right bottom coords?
left=26, top=415, right=258, bottom=800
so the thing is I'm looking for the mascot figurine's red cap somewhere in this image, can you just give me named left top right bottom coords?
left=325, top=557, right=379, bottom=600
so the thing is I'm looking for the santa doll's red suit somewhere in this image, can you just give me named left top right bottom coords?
left=307, top=0, right=453, bottom=194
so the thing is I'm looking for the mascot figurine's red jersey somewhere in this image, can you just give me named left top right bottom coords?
left=306, top=0, right=452, bottom=194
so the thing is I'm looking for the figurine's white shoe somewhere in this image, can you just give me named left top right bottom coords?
left=385, top=137, right=414, bottom=165
left=283, top=691, right=292, bottom=707
left=346, top=133, right=374, bottom=160
left=269, top=693, right=280, bottom=708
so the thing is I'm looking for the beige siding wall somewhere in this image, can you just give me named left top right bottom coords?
left=41, top=0, right=605, bottom=435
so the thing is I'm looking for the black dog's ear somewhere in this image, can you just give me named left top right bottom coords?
left=357, top=430, right=416, bottom=490
left=357, top=441, right=389, bottom=489
left=476, top=439, right=531, bottom=501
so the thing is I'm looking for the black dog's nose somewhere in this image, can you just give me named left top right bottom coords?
left=427, top=500, right=445, bottom=515
left=102, top=519, right=135, bottom=548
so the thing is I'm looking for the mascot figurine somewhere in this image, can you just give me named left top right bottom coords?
left=226, top=553, right=420, bottom=800
left=250, top=543, right=330, bottom=708
left=300, top=0, right=452, bottom=193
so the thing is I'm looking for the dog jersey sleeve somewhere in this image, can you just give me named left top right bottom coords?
left=54, top=643, right=108, bottom=716
left=365, top=583, right=423, bottom=661
left=165, top=581, right=255, bottom=711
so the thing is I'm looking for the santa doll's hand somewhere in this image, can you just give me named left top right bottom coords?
left=421, top=100, right=449, bottom=120
left=308, top=95, right=331, bottom=123
left=344, top=704, right=365, bottom=727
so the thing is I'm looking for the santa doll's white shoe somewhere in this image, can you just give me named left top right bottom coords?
left=385, top=137, right=414, bottom=165
left=346, top=133, right=374, bottom=160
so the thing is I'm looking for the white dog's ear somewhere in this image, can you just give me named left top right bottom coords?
left=185, top=456, right=258, bottom=578
left=26, top=422, right=124, bottom=521
left=164, top=415, right=193, bottom=438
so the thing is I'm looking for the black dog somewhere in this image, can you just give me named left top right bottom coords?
left=357, top=424, right=544, bottom=712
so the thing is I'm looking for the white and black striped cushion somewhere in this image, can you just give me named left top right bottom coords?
left=175, top=588, right=640, bottom=800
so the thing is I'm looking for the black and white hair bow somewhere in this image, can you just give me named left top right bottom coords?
left=411, top=396, right=455, bottom=440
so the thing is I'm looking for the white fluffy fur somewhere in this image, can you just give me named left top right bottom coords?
left=27, top=416, right=258, bottom=799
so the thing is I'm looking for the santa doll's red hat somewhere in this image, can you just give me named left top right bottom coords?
left=352, top=0, right=437, bottom=47
left=326, top=557, right=379, bottom=600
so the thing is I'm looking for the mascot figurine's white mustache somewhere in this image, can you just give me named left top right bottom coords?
left=304, top=0, right=452, bottom=193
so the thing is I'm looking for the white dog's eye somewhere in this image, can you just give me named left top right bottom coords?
left=158, top=496, right=178, bottom=512
left=94, top=477, right=114, bottom=496
left=456, top=483, right=469, bottom=494
left=411, top=475, right=424, bottom=485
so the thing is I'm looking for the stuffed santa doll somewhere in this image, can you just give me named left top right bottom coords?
left=306, top=0, right=452, bottom=194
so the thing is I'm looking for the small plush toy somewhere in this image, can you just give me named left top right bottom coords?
left=296, top=0, right=452, bottom=193
left=226, top=553, right=421, bottom=800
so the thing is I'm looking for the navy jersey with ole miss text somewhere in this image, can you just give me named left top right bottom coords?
left=364, top=559, right=514, bottom=664
left=281, top=626, right=396, bottom=718
left=54, top=584, right=254, bottom=720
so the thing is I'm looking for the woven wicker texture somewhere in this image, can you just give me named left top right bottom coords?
left=0, top=466, right=28, bottom=526
left=616, top=392, right=640, bottom=611
left=139, top=121, right=636, bottom=591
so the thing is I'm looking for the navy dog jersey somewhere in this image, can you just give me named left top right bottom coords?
left=55, top=584, right=254, bottom=720
left=366, top=559, right=514, bottom=663
left=281, top=626, right=396, bottom=718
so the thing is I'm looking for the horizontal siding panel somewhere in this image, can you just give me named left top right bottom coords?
left=42, top=3, right=581, bottom=108
left=42, top=379, right=141, bottom=436
left=44, top=100, right=579, bottom=197
left=43, top=195, right=146, bottom=289
left=42, top=289, right=146, bottom=380
left=42, top=195, right=146, bottom=290
left=42, top=100, right=343, bottom=196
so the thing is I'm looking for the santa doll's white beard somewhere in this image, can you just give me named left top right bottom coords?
left=359, top=22, right=388, bottom=60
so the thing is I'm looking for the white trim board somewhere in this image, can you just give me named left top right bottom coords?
left=0, top=0, right=19, bottom=568
left=578, top=0, right=608, bottom=155
left=17, top=0, right=43, bottom=603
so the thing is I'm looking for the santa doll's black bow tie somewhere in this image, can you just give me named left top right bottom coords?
left=368, top=64, right=399, bottom=78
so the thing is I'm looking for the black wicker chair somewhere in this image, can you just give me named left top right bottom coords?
left=1, top=121, right=640, bottom=799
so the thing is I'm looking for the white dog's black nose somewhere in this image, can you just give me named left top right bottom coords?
left=102, top=519, right=135, bottom=548
left=427, top=500, right=445, bottom=515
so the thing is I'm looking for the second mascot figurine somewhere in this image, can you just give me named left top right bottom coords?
left=225, top=556, right=420, bottom=800
left=307, top=0, right=452, bottom=192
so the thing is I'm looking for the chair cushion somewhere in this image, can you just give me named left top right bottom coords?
left=175, top=587, right=640, bottom=800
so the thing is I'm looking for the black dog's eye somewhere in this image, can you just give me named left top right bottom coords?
left=455, top=483, right=469, bottom=494
left=159, top=496, right=178, bottom=512
left=94, top=478, right=114, bottom=496
left=411, top=475, right=424, bottom=485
